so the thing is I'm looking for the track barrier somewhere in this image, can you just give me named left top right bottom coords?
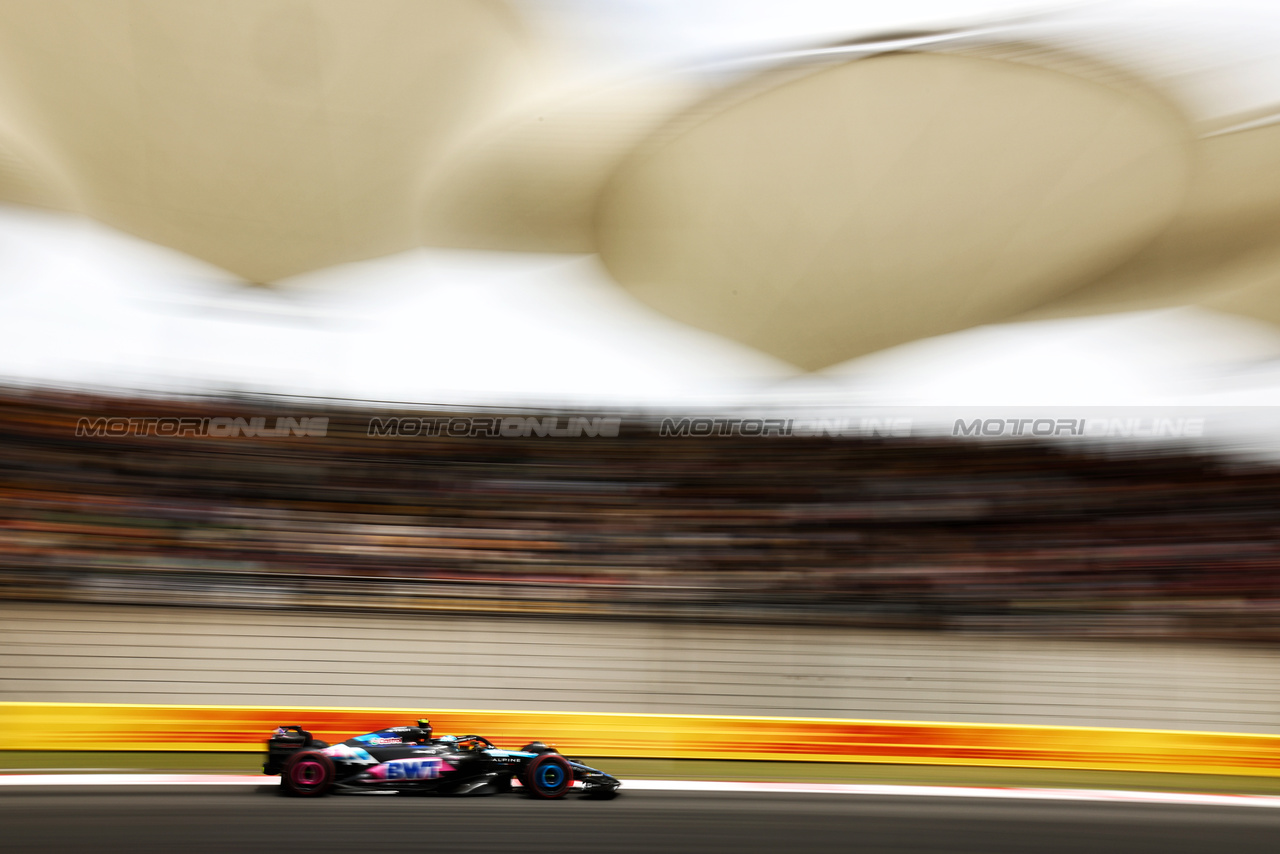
left=3, top=702, right=1279, bottom=777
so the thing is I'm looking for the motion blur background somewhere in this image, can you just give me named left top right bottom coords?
left=5, top=0, right=1280, bottom=748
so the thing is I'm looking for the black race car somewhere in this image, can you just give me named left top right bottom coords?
left=264, top=720, right=621, bottom=799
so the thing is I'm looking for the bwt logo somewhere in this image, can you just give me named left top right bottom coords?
left=368, top=416, right=621, bottom=438
left=952, top=418, right=1205, bottom=438
left=75, top=416, right=329, bottom=438
left=384, top=758, right=441, bottom=780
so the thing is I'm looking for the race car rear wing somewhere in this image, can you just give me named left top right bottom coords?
left=263, top=725, right=326, bottom=775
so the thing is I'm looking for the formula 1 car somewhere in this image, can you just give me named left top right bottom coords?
left=264, top=721, right=621, bottom=799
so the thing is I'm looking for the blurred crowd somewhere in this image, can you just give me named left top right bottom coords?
left=2, top=386, right=1279, bottom=640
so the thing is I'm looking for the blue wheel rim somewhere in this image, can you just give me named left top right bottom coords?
left=538, top=764, right=563, bottom=788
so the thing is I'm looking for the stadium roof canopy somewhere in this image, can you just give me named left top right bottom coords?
left=1, top=0, right=1280, bottom=392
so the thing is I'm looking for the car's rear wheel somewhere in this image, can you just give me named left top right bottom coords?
left=282, top=751, right=335, bottom=797
left=522, top=753, right=572, bottom=799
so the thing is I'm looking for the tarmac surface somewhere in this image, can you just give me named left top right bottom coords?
left=3, top=784, right=1280, bottom=853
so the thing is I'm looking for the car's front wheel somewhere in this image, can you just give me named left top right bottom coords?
left=521, top=753, right=572, bottom=799
left=281, top=751, right=335, bottom=797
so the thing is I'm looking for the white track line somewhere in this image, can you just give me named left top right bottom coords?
left=0, top=774, right=267, bottom=786
left=620, top=779, right=1280, bottom=809
left=2, top=774, right=1280, bottom=809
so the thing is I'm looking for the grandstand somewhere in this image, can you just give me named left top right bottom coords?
left=3, top=385, right=1277, bottom=641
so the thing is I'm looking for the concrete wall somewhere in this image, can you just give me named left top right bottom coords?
left=2, top=602, right=1278, bottom=733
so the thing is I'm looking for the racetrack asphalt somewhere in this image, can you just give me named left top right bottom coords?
left=3, top=784, right=1280, bottom=853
